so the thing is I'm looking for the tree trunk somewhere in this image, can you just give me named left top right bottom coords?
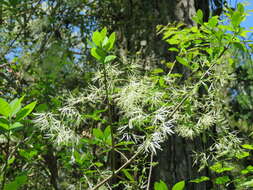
left=96, top=0, right=211, bottom=189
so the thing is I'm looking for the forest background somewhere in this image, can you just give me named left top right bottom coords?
left=1, top=0, right=253, bottom=190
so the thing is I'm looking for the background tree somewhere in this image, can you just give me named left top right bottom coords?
left=0, top=0, right=251, bottom=190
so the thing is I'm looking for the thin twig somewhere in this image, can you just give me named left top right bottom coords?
left=115, top=149, right=129, bottom=162
left=146, top=152, right=154, bottom=190
left=90, top=148, right=142, bottom=190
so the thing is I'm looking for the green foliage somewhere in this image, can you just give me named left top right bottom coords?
left=0, top=1, right=252, bottom=189
left=0, top=96, right=36, bottom=190
left=190, top=176, right=210, bottom=183
left=172, top=181, right=185, bottom=190
left=90, top=27, right=116, bottom=63
left=210, top=162, right=234, bottom=173
left=4, top=174, right=27, bottom=190
left=0, top=97, right=36, bottom=132
left=154, top=180, right=168, bottom=190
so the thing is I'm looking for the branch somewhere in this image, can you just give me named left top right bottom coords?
left=89, top=148, right=142, bottom=190
left=146, top=152, right=154, bottom=190
left=90, top=42, right=231, bottom=190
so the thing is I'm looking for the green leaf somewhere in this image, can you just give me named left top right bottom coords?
left=104, top=126, right=111, bottom=138
left=0, top=98, right=11, bottom=117
left=96, top=48, right=107, bottom=61
left=242, top=144, right=253, bottom=150
left=237, top=3, right=245, bottom=14
left=100, top=27, right=107, bottom=42
left=176, top=56, right=190, bottom=68
left=172, top=180, right=185, bottom=190
left=4, top=181, right=18, bottom=190
left=210, top=162, right=234, bottom=173
left=122, top=169, right=134, bottom=181
left=236, top=151, right=250, bottom=159
left=15, top=101, right=37, bottom=121
left=152, top=68, right=164, bottom=74
left=195, top=9, right=203, bottom=23
left=9, top=122, right=23, bottom=131
left=154, top=180, right=168, bottom=190
left=190, top=176, right=210, bottom=183
left=19, top=149, right=38, bottom=160
left=208, top=16, right=218, bottom=28
left=168, top=47, right=179, bottom=52
left=93, top=128, right=104, bottom=139
left=115, top=141, right=135, bottom=146
left=91, top=47, right=102, bottom=61
left=214, top=176, right=230, bottom=185
left=169, top=73, right=182, bottom=78
left=4, top=174, right=27, bottom=190
left=246, top=165, right=253, bottom=172
left=35, top=104, right=48, bottom=112
left=0, top=118, right=10, bottom=131
left=9, top=96, right=24, bottom=118
left=104, top=55, right=116, bottom=63
left=102, top=36, right=109, bottom=48
left=94, top=162, right=103, bottom=167
left=7, top=156, right=15, bottom=165
left=231, top=11, right=243, bottom=27
left=108, top=32, right=116, bottom=50
left=92, top=31, right=102, bottom=47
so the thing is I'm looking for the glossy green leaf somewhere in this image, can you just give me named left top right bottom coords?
left=104, top=126, right=111, bottom=138
left=208, top=16, right=218, bottom=28
left=231, top=11, right=243, bottom=27
left=237, top=3, right=245, bottom=14
left=10, top=122, right=23, bottom=130
left=92, top=30, right=102, bottom=47
left=102, top=36, right=109, bottom=48
left=214, top=176, right=230, bottom=185
left=242, top=144, right=253, bottom=150
left=15, top=101, right=37, bottom=121
left=104, top=55, right=116, bottom=63
left=210, top=162, right=234, bottom=173
left=168, top=47, right=179, bottom=52
left=152, top=68, right=164, bottom=74
left=0, top=98, right=11, bottom=117
left=154, top=180, right=168, bottom=190
left=172, top=180, right=185, bottom=190
left=190, top=176, right=210, bottom=183
left=7, top=156, right=15, bottom=165
left=96, top=48, right=107, bottom=61
left=100, top=27, right=107, bottom=42
left=176, top=56, right=190, bottom=68
left=94, top=162, right=103, bottom=167
left=236, top=151, right=250, bottom=159
left=91, top=47, right=102, bottom=61
left=195, top=9, right=203, bottom=24
left=122, top=169, right=134, bottom=181
left=93, top=128, right=104, bottom=139
left=108, top=32, right=116, bottom=50
left=9, top=96, right=24, bottom=118
left=0, top=118, right=10, bottom=131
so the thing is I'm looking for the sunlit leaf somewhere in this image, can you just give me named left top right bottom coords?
left=0, top=98, right=11, bottom=117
